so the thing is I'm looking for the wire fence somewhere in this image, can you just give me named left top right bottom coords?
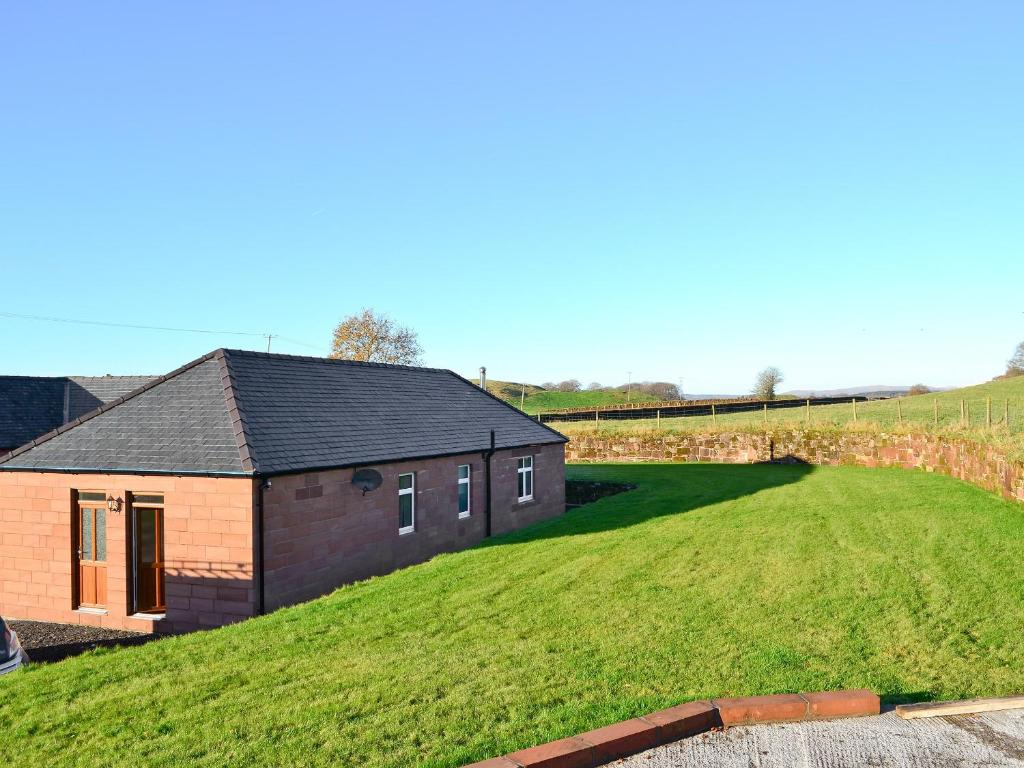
left=542, top=394, right=1024, bottom=438
left=537, top=396, right=868, bottom=424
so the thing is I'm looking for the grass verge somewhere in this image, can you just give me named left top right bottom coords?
left=4, top=464, right=1024, bottom=766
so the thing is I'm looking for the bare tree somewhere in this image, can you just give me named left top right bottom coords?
left=1008, top=341, right=1024, bottom=376
left=635, top=381, right=680, bottom=400
left=907, top=384, right=931, bottom=396
left=586, top=381, right=603, bottom=391
left=753, top=367, right=784, bottom=401
left=556, top=379, right=582, bottom=392
left=330, top=308, right=423, bottom=365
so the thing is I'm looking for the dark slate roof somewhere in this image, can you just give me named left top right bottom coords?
left=0, top=349, right=566, bottom=476
left=67, top=376, right=155, bottom=421
left=223, top=349, right=566, bottom=474
left=0, top=374, right=155, bottom=451
left=0, top=360, right=243, bottom=475
left=0, top=377, right=67, bottom=450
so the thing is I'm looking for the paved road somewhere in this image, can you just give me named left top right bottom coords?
left=610, top=709, right=1024, bottom=767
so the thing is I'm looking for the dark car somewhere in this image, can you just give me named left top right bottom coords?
left=0, top=617, right=29, bottom=675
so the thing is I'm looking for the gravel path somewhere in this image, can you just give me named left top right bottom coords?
left=609, top=709, right=1024, bottom=767
left=11, top=619, right=156, bottom=663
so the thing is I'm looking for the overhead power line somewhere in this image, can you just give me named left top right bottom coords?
left=0, top=311, right=324, bottom=353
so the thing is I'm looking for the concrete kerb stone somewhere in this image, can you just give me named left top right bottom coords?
left=462, top=689, right=880, bottom=768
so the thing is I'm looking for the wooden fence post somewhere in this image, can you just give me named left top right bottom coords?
left=763, top=402, right=768, bottom=424
left=852, top=398, right=857, bottom=423
left=961, top=399, right=966, bottom=425
left=595, top=409, right=599, bottom=422
left=986, top=397, right=992, bottom=429
left=711, top=403, right=717, bottom=426
left=656, top=409, right=661, bottom=428
left=897, top=398, right=903, bottom=426
left=806, top=399, right=811, bottom=423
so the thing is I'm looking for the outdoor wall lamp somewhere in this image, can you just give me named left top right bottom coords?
left=106, top=495, right=123, bottom=513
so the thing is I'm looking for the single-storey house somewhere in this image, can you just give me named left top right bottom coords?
left=0, top=350, right=567, bottom=633
left=0, top=374, right=153, bottom=455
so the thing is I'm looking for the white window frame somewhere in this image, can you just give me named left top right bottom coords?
left=398, top=473, right=415, bottom=535
left=457, top=464, right=471, bottom=519
left=517, top=456, right=534, bottom=503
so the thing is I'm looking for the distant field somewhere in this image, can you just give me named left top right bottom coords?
left=553, top=376, right=1024, bottom=460
left=478, top=378, right=664, bottom=415
left=518, top=389, right=663, bottom=414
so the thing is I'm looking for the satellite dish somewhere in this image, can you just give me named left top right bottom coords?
left=352, top=468, right=383, bottom=495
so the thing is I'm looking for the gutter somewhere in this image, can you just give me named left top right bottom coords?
left=481, top=430, right=496, bottom=538
left=256, top=476, right=268, bottom=615
left=0, top=465, right=253, bottom=478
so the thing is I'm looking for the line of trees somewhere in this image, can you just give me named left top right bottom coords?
left=541, top=380, right=682, bottom=400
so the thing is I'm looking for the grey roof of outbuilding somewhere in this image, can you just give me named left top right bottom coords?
left=67, top=376, right=155, bottom=419
left=0, top=374, right=155, bottom=451
left=0, top=377, right=67, bottom=450
left=0, top=349, right=566, bottom=477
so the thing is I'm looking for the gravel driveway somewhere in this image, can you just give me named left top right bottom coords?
left=10, top=620, right=156, bottom=663
left=609, top=709, right=1024, bottom=767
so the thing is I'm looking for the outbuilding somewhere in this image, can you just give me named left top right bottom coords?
left=0, top=350, right=566, bottom=633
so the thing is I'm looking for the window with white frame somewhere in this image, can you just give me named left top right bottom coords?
left=398, top=473, right=415, bottom=534
left=457, top=464, right=471, bottom=518
left=516, top=456, right=534, bottom=502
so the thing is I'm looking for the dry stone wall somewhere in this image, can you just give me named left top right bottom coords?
left=566, top=430, right=1024, bottom=504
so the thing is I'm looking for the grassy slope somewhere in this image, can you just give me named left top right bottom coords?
left=519, top=389, right=664, bottom=415
left=5, top=464, right=1024, bottom=766
left=473, top=378, right=666, bottom=415
left=555, top=376, right=1024, bottom=459
left=478, top=379, right=545, bottom=406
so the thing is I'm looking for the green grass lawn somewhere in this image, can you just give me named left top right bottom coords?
left=5, top=464, right=1024, bottom=767
left=555, top=376, right=1024, bottom=459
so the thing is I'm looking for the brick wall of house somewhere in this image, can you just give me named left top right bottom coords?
left=0, top=472, right=256, bottom=633
left=262, top=443, right=566, bottom=610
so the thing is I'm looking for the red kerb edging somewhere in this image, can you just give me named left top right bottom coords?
left=464, top=689, right=880, bottom=768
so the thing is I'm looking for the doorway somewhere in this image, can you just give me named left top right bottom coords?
left=132, top=496, right=165, bottom=614
left=75, top=493, right=108, bottom=609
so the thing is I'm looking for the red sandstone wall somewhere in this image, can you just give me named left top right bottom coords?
left=0, top=472, right=256, bottom=632
left=262, top=443, right=566, bottom=610
left=566, top=431, right=1024, bottom=504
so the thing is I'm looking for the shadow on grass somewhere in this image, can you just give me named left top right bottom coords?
left=490, top=461, right=816, bottom=545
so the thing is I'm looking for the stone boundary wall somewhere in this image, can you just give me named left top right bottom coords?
left=566, top=431, right=1024, bottom=505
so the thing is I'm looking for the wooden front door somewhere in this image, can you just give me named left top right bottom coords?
left=134, top=506, right=165, bottom=613
left=77, top=503, right=108, bottom=608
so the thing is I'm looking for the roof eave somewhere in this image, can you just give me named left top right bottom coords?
left=255, top=438, right=568, bottom=479
left=0, top=465, right=254, bottom=478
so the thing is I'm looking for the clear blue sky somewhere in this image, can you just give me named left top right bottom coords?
left=3, top=2, right=1022, bottom=393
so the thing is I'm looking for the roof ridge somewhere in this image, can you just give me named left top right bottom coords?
left=68, top=374, right=156, bottom=380
left=0, top=351, right=221, bottom=465
left=0, top=375, right=66, bottom=382
left=217, top=347, right=451, bottom=373
left=216, top=350, right=259, bottom=473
